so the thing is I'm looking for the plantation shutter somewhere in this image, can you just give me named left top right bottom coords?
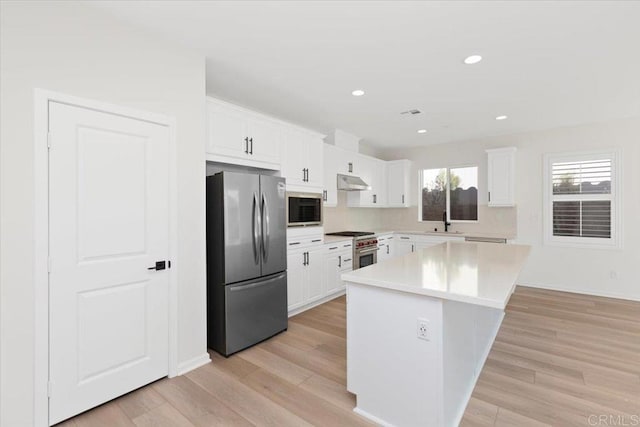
left=551, top=159, right=612, bottom=239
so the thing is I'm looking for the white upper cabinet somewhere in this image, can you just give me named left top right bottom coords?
left=486, top=147, right=516, bottom=207
left=323, top=144, right=339, bottom=207
left=347, top=155, right=387, bottom=207
left=306, top=135, right=324, bottom=189
left=246, top=114, right=282, bottom=166
left=206, top=100, right=247, bottom=161
left=206, top=98, right=282, bottom=169
left=281, top=126, right=324, bottom=192
left=387, top=159, right=412, bottom=207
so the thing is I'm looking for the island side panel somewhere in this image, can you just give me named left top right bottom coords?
left=442, top=300, right=504, bottom=427
left=346, top=282, right=444, bottom=427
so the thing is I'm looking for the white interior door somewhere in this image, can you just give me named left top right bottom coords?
left=48, top=102, right=170, bottom=425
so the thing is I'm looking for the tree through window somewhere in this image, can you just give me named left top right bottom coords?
left=420, top=167, right=478, bottom=222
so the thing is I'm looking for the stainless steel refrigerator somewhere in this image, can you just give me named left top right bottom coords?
left=207, top=171, right=287, bottom=356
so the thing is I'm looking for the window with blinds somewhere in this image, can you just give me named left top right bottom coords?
left=545, top=152, right=618, bottom=247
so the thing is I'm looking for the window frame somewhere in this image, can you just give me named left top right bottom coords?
left=543, top=149, right=621, bottom=249
left=418, top=164, right=479, bottom=223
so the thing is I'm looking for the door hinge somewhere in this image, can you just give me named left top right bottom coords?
left=47, top=381, right=53, bottom=397
left=47, top=132, right=52, bottom=149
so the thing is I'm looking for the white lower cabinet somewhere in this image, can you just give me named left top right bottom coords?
left=393, top=233, right=465, bottom=257
left=323, top=243, right=353, bottom=295
left=395, top=235, right=415, bottom=256
left=286, top=250, right=306, bottom=310
left=287, top=244, right=324, bottom=312
left=376, top=234, right=394, bottom=263
left=306, top=247, right=324, bottom=303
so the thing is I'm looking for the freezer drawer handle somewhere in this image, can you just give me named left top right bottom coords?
left=228, top=274, right=284, bottom=292
left=148, top=261, right=166, bottom=271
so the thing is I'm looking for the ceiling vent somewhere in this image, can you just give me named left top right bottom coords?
left=400, top=109, right=421, bottom=115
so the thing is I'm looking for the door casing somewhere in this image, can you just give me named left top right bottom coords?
left=33, top=89, right=179, bottom=426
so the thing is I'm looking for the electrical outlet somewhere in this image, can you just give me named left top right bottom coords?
left=417, top=318, right=430, bottom=341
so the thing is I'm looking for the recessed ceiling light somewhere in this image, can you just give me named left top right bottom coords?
left=351, top=89, right=365, bottom=96
left=463, top=55, right=482, bottom=65
left=495, top=115, right=508, bottom=121
left=417, top=129, right=427, bottom=134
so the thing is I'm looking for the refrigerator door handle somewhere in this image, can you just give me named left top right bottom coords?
left=261, top=193, right=270, bottom=261
left=252, top=193, right=260, bottom=265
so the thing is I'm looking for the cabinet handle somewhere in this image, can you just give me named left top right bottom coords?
left=402, top=194, right=405, bottom=204
left=387, top=245, right=390, bottom=255
left=249, top=137, right=253, bottom=155
left=411, top=244, right=415, bottom=252
left=338, top=255, right=342, bottom=268
left=329, top=246, right=338, bottom=250
left=400, top=237, right=410, bottom=240
left=488, top=191, right=491, bottom=203
left=343, top=258, right=352, bottom=263
left=244, top=137, right=249, bottom=154
left=306, top=168, right=310, bottom=182
left=348, top=162, right=353, bottom=173
left=373, top=194, right=377, bottom=204
left=303, top=251, right=308, bottom=266
left=323, top=190, right=327, bottom=201
left=302, top=168, right=306, bottom=182
left=311, top=239, right=322, bottom=242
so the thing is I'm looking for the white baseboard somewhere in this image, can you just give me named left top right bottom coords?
left=517, top=281, right=640, bottom=302
left=452, top=311, right=505, bottom=427
left=288, top=289, right=346, bottom=317
left=353, top=407, right=395, bottom=427
left=176, top=353, right=211, bottom=376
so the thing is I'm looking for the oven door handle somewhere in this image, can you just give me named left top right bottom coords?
left=357, top=247, right=380, bottom=254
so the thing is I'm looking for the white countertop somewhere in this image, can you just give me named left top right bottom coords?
left=342, top=241, right=530, bottom=309
left=376, top=230, right=516, bottom=240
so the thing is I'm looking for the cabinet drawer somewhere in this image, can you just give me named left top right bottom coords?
left=288, top=236, right=324, bottom=249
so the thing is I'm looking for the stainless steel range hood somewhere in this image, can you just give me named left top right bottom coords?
left=337, top=174, right=371, bottom=191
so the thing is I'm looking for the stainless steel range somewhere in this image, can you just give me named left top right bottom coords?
left=325, top=231, right=378, bottom=270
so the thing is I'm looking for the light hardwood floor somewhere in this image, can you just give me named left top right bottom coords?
left=58, top=286, right=640, bottom=427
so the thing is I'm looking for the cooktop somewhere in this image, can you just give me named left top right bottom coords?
left=325, top=231, right=375, bottom=237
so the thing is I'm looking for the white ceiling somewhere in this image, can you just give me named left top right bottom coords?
left=94, top=1, right=640, bottom=148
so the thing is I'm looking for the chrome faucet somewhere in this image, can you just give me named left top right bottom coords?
left=442, top=211, right=451, bottom=232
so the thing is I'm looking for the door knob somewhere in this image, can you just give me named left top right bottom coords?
left=148, top=261, right=166, bottom=271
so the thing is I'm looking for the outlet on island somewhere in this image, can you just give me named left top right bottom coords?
left=417, top=318, right=430, bottom=341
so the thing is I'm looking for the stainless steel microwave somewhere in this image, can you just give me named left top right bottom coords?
left=286, top=192, right=323, bottom=227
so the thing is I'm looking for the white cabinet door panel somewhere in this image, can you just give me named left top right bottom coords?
left=206, top=101, right=247, bottom=159
left=282, top=128, right=307, bottom=188
left=323, top=144, right=339, bottom=207
left=306, top=136, right=324, bottom=190
left=247, top=115, right=281, bottom=166
left=487, top=147, right=516, bottom=207
left=286, top=251, right=305, bottom=310
left=306, top=247, right=324, bottom=302
left=387, top=160, right=411, bottom=207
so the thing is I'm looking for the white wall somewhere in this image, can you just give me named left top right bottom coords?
left=378, top=117, right=640, bottom=301
left=0, top=3, right=207, bottom=425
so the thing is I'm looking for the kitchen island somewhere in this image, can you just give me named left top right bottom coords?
left=343, top=241, right=530, bottom=427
